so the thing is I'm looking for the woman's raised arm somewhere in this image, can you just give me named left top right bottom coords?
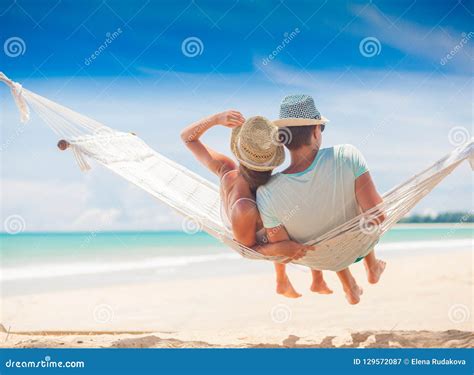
left=180, top=110, right=245, bottom=178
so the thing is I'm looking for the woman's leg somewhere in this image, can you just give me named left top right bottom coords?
left=363, top=250, right=386, bottom=284
left=274, top=262, right=301, bottom=298
left=310, top=270, right=333, bottom=294
left=336, top=268, right=363, bottom=305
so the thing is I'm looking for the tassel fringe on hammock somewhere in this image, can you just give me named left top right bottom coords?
left=1, top=72, right=473, bottom=271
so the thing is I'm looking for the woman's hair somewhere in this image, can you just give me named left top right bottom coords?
left=239, top=164, right=272, bottom=193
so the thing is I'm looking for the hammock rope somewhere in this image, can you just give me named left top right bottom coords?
left=1, top=72, right=472, bottom=271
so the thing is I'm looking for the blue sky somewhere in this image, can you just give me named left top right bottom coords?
left=2, top=0, right=473, bottom=77
left=1, top=0, right=473, bottom=231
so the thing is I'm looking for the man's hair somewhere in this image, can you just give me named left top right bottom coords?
left=279, top=124, right=325, bottom=150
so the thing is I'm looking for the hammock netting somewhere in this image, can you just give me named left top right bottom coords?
left=1, top=72, right=473, bottom=271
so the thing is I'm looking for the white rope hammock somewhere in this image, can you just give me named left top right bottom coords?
left=1, top=72, right=473, bottom=271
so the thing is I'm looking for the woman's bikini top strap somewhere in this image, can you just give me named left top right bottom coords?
left=220, top=169, right=237, bottom=181
left=230, top=197, right=256, bottom=212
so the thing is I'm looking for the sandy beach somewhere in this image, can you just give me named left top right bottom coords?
left=1, top=247, right=472, bottom=348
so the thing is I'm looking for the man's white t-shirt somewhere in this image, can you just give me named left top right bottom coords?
left=256, top=144, right=369, bottom=243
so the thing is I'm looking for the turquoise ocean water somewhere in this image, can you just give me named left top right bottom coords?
left=1, top=226, right=472, bottom=296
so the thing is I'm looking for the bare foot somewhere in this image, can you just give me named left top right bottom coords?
left=365, top=259, right=386, bottom=284
left=310, top=280, right=333, bottom=294
left=276, top=277, right=302, bottom=298
left=344, top=285, right=363, bottom=305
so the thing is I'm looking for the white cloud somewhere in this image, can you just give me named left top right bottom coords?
left=1, top=179, right=90, bottom=231
left=350, top=5, right=473, bottom=73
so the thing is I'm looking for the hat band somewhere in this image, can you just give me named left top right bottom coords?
left=273, top=116, right=329, bottom=127
left=237, top=138, right=279, bottom=167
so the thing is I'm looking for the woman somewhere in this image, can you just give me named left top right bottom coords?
left=181, top=110, right=309, bottom=298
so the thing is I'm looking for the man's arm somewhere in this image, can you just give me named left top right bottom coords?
left=355, top=171, right=386, bottom=223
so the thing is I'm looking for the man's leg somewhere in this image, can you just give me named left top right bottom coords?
left=336, top=268, right=363, bottom=305
left=310, top=270, right=333, bottom=294
left=363, top=250, right=386, bottom=284
left=274, top=262, right=301, bottom=298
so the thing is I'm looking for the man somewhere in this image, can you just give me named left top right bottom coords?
left=256, top=94, right=386, bottom=304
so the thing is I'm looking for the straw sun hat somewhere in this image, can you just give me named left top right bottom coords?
left=230, top=116, right=285, bottom=172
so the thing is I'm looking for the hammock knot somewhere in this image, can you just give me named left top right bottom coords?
left=0, top=72, right=30, bottom=123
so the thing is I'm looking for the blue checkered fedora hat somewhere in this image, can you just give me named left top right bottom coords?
left=274, top=94, right=329, bottom=127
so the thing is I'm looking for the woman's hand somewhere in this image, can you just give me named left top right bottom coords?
left=215, top=110, right=245, bottom=128
left=280, top=243, right=311, bottom=261
left=253, top=238, right=313, bottom=262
